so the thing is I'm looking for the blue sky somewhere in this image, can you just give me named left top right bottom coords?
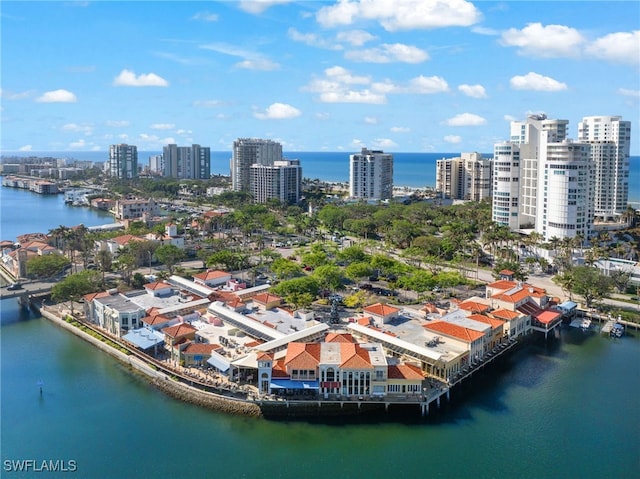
left=1, top=1, right=639, bottom=154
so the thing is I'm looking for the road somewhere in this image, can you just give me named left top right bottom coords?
left=0, top=279, right=58, bottom=300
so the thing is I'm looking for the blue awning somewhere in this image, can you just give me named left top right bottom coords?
left=207, top=352, right=231, bottom=373
left=558, top=301, right=578, bottom=312
left=123, top=328, right=164, bottom=350
left=270, top=379, right=319, bottom=390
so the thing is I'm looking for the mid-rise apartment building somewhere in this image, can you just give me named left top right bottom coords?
left=349, top=148, right=393, bottom=200
left=250, top=160, right=302, bottom=204
left=109, top=144, right=138, bottom=179
left=436, top=152, right=491, bottom=201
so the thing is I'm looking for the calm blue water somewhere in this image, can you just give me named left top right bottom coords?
left=4, top=151, right=640, bottom=201
left=1, top=188, right=639, bottom=478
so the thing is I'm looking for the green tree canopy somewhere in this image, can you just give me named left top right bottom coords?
left=570, top=266, right=614, bottom=309
left=154, top=244, right=186, bottom=274
left=312, top=264, right=344, bottom=292
left=51, top=270, right=102, bottom=314
left=26, top=253, right=70, bottom=278
left=271, top=257, right=302, bottom=280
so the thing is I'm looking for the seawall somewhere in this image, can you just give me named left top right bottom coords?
left=39, top=308, right=263, bottom=418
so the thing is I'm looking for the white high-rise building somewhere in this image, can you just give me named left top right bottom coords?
left=250, top=160, right=302, bottom=204
left=578, top=116, right=631, bottom=221
left=492, top=115, right=569, bottom=230
left=436, top=152, right=491, bottom=201
left=535, top=138, right=593, bottom=241
left=109, top=144, right=138, bottom=179
left=148, top=154, right=163, bottom=175
left=349, top=148, right=393, bottom=200
left=231, top=138, right=282, bottom=191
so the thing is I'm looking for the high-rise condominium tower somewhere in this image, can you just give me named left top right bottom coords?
left=250, top=160, right=302, bottom=204
left=436, top=152, right=491, bottom=201
left=349, top=148, right=393, bottom=200
left=492, top=115, right=596, bottom=240
left=109, top=144, right=138, bottom=179
left=162, top=144, right=210, bottom=179
left=231, top=138, right=282, bottom=191
left=492, top=115, right=569, bottom=230
left=577, top=116, right=631, bottom=221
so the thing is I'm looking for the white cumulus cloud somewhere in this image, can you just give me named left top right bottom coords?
left=192, top=11, right=219, bottom=22
left=62, top=123, right=93, bottom=135
left=150, top=123, right=175, bottom=130
left=458, top=84, right=487, bottom=98
left=618, top=88, right=640, bottom=98
left=106, top=120, right=131, bottom=127
left=235, top=59, right=280, bottom=71
left=372, top=138, right=398, bottom=149
left=345, top=43, right=429, bottom=63
left=113, top=69, right=169, bottom=87
left=254, top=102, right=301, bottom=120
left=444, top=113, right=487, bottom=126
left=510, top=72, right=567, bottom=91
left=36, top=89, right=77, bottom=103
left=317, top=0, right=481, bottom=31
left=500, top=23, right=584, bottom=58
left=585, top=31, right=640, bottom=65
left=364, top=116, right=378, bottom=124
left=19, top=145, right=33, bottom=151
left=390, top=126, right=410, bottom=133
left=288, top=28, right=343, bottom=50
left=336, top=29, right=376, bottom=46
left=239, top=0, right=292, bottom=14
left=444, top=135, right=462, bottom=144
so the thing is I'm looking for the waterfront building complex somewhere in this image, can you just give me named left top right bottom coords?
left=349, top=147, right=394, bottom=201
left=148, top=154, right=163, bottom=175
left=250, top=160, right=302, bottom=204
left=162, top=144, right=211, bottom=180
left=108, top=144, right=138, bottom=179
left=436, top=152, right=492, bottom=201
left=231, top=138, right=283, bottom=192
left=577, top=116, right=631, bottom=221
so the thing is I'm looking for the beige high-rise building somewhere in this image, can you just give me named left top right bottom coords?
left=578, top=116, right=631, bottom=221
left=436, top=152, right=491, bottom=201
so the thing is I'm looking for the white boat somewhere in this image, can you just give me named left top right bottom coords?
left=610, top=323, right=624, bottom=338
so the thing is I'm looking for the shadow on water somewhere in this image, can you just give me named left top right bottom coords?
left=0, top=302, right=39, bottom=327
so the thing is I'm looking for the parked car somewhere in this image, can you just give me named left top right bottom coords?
left=7, top=282, right=22, bottom=290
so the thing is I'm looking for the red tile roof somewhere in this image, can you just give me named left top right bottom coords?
left=534, top=310, right=562, bottom=325
left=272, top=360, right=289, bottom=378
left=111, top=234, right=145, bottom=246
left=499, top=269, right=515, bottom=275
left=467, top=313, right=505, bottom=329
left=256, top=351, right=274, bottom=361
left=491, top=283, right=546, bottom=304
left=357, top=317, right=372, bottom=326
left=285, top=343, right=321, bottom=370
left=424, top=321, right=485, bottom=342
left=183, top=343, right=220, bottom=355
left=339, top=343, right=373, bottom=369
left=491, top=309, right=521, bottom=320
left=363, top=303, right=400, bottom=317
left=162, top=323, right=197, bottom=338
left=253, top=293, right=282, bottom=304
left=459, top=301, right=490, bottom=313
left=142, top=314, right=171, bottom=326
left=487, top=279, right=518, bottom=290
left=193, top=270, right=230, bottom=281
left=83, top=291, right=111, bottom=302
left=144, top=281, right=172, bottom=291
left=325, top=333, right=356, bottom=343
left=388, top=364, right=425, bottom=380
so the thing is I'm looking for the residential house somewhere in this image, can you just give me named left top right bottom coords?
left=193, top=269, right=231, bottom=288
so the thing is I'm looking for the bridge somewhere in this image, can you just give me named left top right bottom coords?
left=0, top=283, right=55, bottom=300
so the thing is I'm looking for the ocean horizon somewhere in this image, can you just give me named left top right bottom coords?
left=2, top=150, right=640, bottom=202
